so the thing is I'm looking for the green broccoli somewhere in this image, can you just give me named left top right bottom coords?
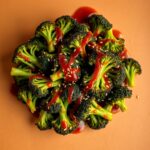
left=35, top=110, right=53, bottom=130
left=75, top=96, right=112, bottom=121
left=83, top=52, right=120, bottom=93
left=123, top=58, right=142, bottom=87
left=29, top=75, right=61, bottom=98
left=87, top=14, right=112, bottom=37
left=17, top=87, right=39, bottom=113
left=48, top=85, right=80, bottom=135
left=55, top=15, right=76, bottom=35
left=102, top=29, right=124, bottom=53
left=104, top=85, right=132, bottom=111
left=107, top=65, right=126, bottom=86
left=13, top=38, right=45, bottom=69
left=86, top=115, right=108, bottom=129
left=35, top=21, right=57, bottom=52
left=10, top=65, right=35, bottom=78
left=38, top=51, right=59, bottom=73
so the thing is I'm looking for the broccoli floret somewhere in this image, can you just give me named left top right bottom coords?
left=122, top=58, right=142, bottom=87
left=38, top=51, right=59, bottom=73
left=105, top=85, right=132, bottom=111
left=108, top=65, right=126, bottom=86
left=36, top=110, right=53, bottom=130
left=47, top=86, right=80, bottom=135
left=87, top=14, right=112, bottom=37
left=17, top=87, right=39, bottom=113
left=29, top=76, right=61, bottom=98
left=73, top=23, right=90, bottom=33
left=102, top=29, right=124, bottom=53
left=83, top=52, right=120, bottom=92
left=55, top=15, right=76, bottom=35
left=86, top=115, right=108, bottom=129
left=66, top=31, right=92, bottom=58
left=75, top=96, right=112, bottom=121
left=13, top=38, right=44, bottom=69
left=35, top=21, right=57, bottom=52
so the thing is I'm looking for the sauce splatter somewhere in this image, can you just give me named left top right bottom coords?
left=84, top=52, right=104, bottom=92
left=113, top=29, right=122, bottom=39
left=55, top=27, right=63, bottom=42
left=72, top=6, right=97, bottom=23
left=47, top=90, right=61, bottom=108
left=61, top=120, right=68, bottom=129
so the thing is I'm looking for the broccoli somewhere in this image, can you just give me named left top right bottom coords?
left=73, top=23, right=90, bottom=33
left=104, top=85, right=132, bottom=111
left=75, top=96, right=112, bottom=121
left=87, top=14, right=112, bottom=37
left=102, top=29, right=125, bottom=53
left=29, top=75, right=61, bottom=98
left=86, top=115, right=108, bottom=129
left=48, top=85, right=80, bottom=135
left=50, top=54, right=81, bottom=82
left=122, top=58, right=142, bottom=87
left=10, top=65, right=35, bottom=78
left=55, top=15, right=76, bottom=35
left=66, top=31, right=92, bottom=58
left=13, top=38, right=44, bottom=69
left=83, top=52, right=120, bottom=93
left=38, top=51, right=59, bottom=73
left=17, top=87, right=39, bottom=113
left=35, top=110, right=53, bottom=130
left=107, top=65, right=126, bottom=86
left=35, top=21, right=57, bottom=52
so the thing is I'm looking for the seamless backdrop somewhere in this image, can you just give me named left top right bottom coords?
left=0, top=0, right=150, bottom=150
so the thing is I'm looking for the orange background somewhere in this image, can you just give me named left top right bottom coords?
left=0, top=0, right=150, bottom=150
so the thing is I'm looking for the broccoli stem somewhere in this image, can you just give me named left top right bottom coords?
left=50, top=69, right=64, bottom=81
left=10, top=67, right=35, bottom=77
left=115, top=99, right=127, bottom=112
left=48, top=41, right=55, bottom=53
left=90, top=99, right=112, bottom=121
left=125, top=67, right=135, bottom=87
left=57, top=98, right=71, bottom=129
left=105, top=29, right=116, bottom=40
left=26, top=92, right=36, bottom=113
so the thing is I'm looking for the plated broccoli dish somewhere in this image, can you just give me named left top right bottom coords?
left=10, top=10, right=142, bottom=135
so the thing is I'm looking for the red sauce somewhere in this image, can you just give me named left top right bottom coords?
left=61, top=120, right=67, bottom=129
left=47, top=90, right=61, bottom=108
left=113, top=29, right=122, bottom=39
left=17, top=53, right=30, bottom=62
left=72, top=6, right=97, bottom=23
left=27, top=99, right=31, bottom=106
left=119, top=48, right=128, bottom=59
left=59, top=32, right=92, bottom=82
left=72, top=120, right=85, bottom=134
left=80, top=31, right=92, bottom=58
left=59, top=53, right=80, bottom=82
left=55, top=27, right=63, bottom=42
left=68, top=86, right=74, bottom=104
left=47, top=82, right=52, bottom=88
left=84, top=52, right=104, bottom=92
left=68, top=47, right=81, bottom=66
left=29, top=75, right=44, bottom=80
left=111, top=104, right=120, bottom=114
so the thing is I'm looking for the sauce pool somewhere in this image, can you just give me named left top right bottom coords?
left=72, top=6, right=97, bottom=23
